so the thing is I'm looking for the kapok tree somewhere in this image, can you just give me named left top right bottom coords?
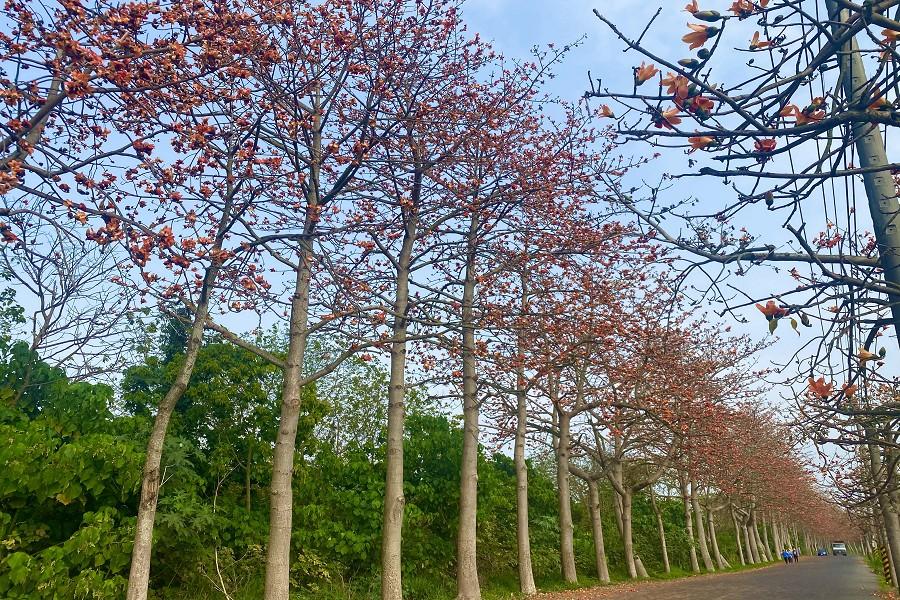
left=573, top=290, right=762, bottom=579
left=433, top=83, right=633, bottom=596
left=519, top=252, right=661, bottom=582
left=587, top=0, right=900, bottom=456
left=473, top=104, right=641, bottom=592
left=2, top=2, right=275, bottom=599
left=240, top=2, right=513, bottom=598
left=108, top=33, right=280, bottom=600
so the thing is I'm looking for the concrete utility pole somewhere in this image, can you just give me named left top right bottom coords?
left=826, top=0, right=900, bottom=344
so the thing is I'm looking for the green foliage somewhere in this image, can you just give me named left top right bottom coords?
left=0, top=318, right=757, bottom=599
left=0, top=345, right=142, bottom=599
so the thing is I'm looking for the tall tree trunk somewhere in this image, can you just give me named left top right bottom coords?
left=456, top=224, right=481, bottom=600
left=264, top=238, right=314, bottom=600
left=621, top=488, right=638, bottom=578
left=731, top=505, right=745, bottom=566
left=609, top=463, right=637, bottom=579
left=761, top=515, right=774, bottom=558
left=514, top=383, right=536, bottom=594
left=781, top=521, right=792, bottom=551
left=556, top=410, right=577, bottom=583
left=780, top=519, right=788, bottom=552
left=771, top=517, right=782, bottom=552
left=745, top=519, right=760, bottom=564
left=514, top=274, right=536, bottom=595
left=381, top=208, right=418, bottom=600
left=126, top=266, right=217, bottom=600
left=690, top=481, right=715, bottom=572
left=880, top=521, right=899, bottom=586
left=707, top=508, right=728, bottom=569
left=624, top=489, right=648, bottom=579
left=587, top=479, right=610, bottom=583
left=868, top=438, right=900, bottom=589
left=825, top=0, right=900, bottom=334
left=750, top=509, right=771, bottom=562
left=612, top=477, right=624, bottom=536
left=649, top=487, right=670, bottom=574
left=680, top=476, right=700, bottom=573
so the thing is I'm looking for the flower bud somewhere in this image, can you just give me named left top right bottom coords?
left=693, top=10, right=722, bottom=22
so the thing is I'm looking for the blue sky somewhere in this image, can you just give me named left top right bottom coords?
left=462, top=0, right=898, bottom=421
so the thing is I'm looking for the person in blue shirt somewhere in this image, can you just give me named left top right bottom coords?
left=782, top=549, right=793, bottom=564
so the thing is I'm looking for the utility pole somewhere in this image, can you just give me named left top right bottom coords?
left=827, top=0, right=900, bottom=345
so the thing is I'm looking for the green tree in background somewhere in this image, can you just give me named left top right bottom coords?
left=0, top=305, right=773, bottom=600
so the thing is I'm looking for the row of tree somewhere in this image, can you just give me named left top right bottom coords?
left=0, top=0, right=869, bottom=598
left=0, top=314, right=853, bottom=599
left=585, top=0, right=900, bottom=588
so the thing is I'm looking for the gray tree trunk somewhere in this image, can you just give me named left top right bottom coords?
left=381, top=208, right=418, bottom=600
left=781, top=521, right=792, bottom=551
left=880, top=520, right=899, bottom=586
left=868, top=439, right=900, bottom=589
left=556, top=410, right=577, bottom=583
left=825, top=0, right=900, bottom=332
left=731, top=506, right=745, bottom=566
left=680, top=477, right=700, bottom=573
left=456, top=224, right=481, bottom=600
left=649, top=488, right=670, bottom=574
left=264, top=238, right=314, bottom=600
left=772, top=518, right=782, bottom=552
left=745, top=521, right=760, bottom=564
left=707, top=509, right=729, bottom=569
left=609, top=465, right=636, bottom=578
left=513, top=279, right=536, bottom=595
left=690, top=482, right=715, bottom=572
left=621, top=488, right=641, bottom=578
left=634, top=554, right=649, bottom=578
left=587, top=479, right=611, bottom=583
left=761, top=515, right=775, bottom=558
left=513, top=272, right=537, bottom=596
left=514, top=389, right=536, bottom=594
left=126, top=268, right=217, bottom=600
left=750, top=510, right=771, bottom=562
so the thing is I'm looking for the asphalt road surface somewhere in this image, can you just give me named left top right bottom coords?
left=537, top=556, right=881, bottom=600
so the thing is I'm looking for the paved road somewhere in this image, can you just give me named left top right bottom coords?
left=537, top=557, right=881, bottom=600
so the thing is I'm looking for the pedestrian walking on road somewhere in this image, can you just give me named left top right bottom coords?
left=782, top=549, right=792, bottom=564
left=793, top=548, right=800, bottom=562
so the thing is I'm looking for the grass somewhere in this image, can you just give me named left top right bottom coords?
left=864, top=551, right=899, bottom=599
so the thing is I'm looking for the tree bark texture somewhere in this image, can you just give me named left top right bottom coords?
left=556, top=410, right=577, bottom=583
left=680, top=476, right=700, bottom=573
left=381, top=210, right=417, bottom=600
left=707, top=509, right=729, bottom=569
left=731, top=506, right=745, bottom=566
left=264, top=241, right=313, bottom=600
left=514, top=388, right=536, bottom=594
left=649, top=488, right=670, bottom=574
left=456, top=230, right=481, bottom=600
left=127, top=267, right=217, bottom=600
left=690, top=482, right=715, bottom=572
left=587, top=479, right=611, bottom=583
